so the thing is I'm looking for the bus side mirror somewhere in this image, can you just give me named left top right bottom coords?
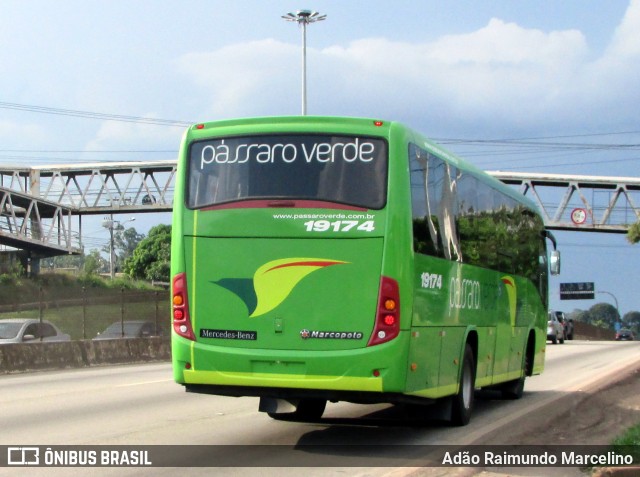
left=550, top=250, right=561, bottom=275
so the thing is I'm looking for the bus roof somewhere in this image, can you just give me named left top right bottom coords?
left=184, top=115, right=540, bottom=215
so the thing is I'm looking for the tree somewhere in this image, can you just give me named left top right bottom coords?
left=42, top=253, right=84, bottom=271
left=622, top=311, right=640, bottom=333
left=628, top=222, right=640, bottom=244
left=43, top=249, right=106, bottom=274
left=588, top=302, right=620, bottom=330
left=124, top=224, right=171, bottom=282
left=102, top=225, right=144, bottom=273
left=83, top=249, right=107, bottom=275
left=568, top=308, right=591, bottom=324
left=115, top=226, right=145, bottom=264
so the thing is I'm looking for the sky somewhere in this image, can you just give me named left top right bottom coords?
left=0, top=0, right=639, bottom=317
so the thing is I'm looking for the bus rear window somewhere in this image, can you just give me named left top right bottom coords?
left=187, top=134, right=387, bottom=210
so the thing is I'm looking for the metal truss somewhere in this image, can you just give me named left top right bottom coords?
left=0, top=187, right=80, bottom=256
left=489, top=171, right=640, bottom=233
left=0, top=161, right=176, bottom=215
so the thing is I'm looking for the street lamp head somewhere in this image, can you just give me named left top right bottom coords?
left=282, top=10, right=326, bottom=25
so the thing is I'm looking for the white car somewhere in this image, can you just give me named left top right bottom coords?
left=0, top=318, right=71, bottom=344
left=547, top=312, right=565, bottom=344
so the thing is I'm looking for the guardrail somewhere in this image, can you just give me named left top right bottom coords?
left=0, top=337, right=170, bottom=374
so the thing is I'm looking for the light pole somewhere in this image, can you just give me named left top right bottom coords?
left=282, top=10, right=326, bottom=115
left=598, top=290, right=621, bottom=328
left=102, top=215, right=135, bottom=279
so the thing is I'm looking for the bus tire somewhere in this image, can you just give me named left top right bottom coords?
left=268, top=398, right=326, bottom=422
left=501, top=355, right=528, bottom=400
left=451, top=344, right=476, bottom=426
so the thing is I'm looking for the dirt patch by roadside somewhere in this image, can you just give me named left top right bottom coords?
left=479, top=366, right=640, bottom=446
left=408, top=366, right=640, bottom=477
left=470, top=366, right=640, bottom=477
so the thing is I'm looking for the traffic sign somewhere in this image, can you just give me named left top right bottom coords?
left=571, top=208, right=587, bottom=225
left=560, top=282, right=595, bottom=300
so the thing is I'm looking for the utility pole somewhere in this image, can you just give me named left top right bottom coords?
left=102, top=215, right=135, bottom=279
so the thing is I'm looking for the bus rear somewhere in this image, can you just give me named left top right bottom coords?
left=171, top=117, right=412, bottom=417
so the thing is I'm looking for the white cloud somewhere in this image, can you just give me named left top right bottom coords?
left=571, top=0, right=640, bottom=127
left=0, top=120, right=48, bottom=144
left=85, top=118, right=183, bottom=156
left=317, top=20, right=588, bottom=123
left=607, top=0, right=640, bottom=57
left=178, top=39, right=299, bottom=118
left=422, top=18, right=586, bottom=66
left=177, top=1, right=640, bottom=136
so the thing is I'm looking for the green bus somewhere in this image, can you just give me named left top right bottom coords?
left=171, top=116, right=560, bottom=425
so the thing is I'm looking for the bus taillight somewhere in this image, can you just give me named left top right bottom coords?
left=367, top=276, right=400, bottom=346
left=172, top=273, right=195, bottom=341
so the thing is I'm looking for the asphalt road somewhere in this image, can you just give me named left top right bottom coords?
left=1, top=340, right=639, bottom=476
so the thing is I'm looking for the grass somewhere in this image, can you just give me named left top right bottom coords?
left=608, top=422, right=640, bottom=468
left=612, top=422, right=640, bottom=446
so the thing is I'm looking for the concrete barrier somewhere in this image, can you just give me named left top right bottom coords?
left=574, top=321, right=616, bottom=340
left=0, top=337, right=170, bottom=374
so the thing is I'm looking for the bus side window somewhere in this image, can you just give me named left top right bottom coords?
left=439, top=162, right=461, bottom=261
left=410, top=144, right=444, bottom=258
left=409, top=144, right=461, bottom=261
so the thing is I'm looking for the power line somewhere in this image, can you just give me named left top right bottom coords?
left=3, top=100, right=640, bottom=171
left=474, top=155, right=640, bottom=171
left=437, top=130, right=640, bottom=143
left=0, top=101, right=192, bottom=127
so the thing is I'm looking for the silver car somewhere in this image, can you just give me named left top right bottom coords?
left=0, top=318, right=71, bottom=344
left=93, top=320, right=164, bottom=340
left=547, top=312, right=565, bottom=344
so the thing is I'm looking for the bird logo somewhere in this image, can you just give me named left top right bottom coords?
left=214, top=258, right=347, bottom=318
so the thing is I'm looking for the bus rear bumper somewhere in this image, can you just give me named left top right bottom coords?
left=172, top=333, right=411, bottom=398
left=183, top=382, right=436, bottom=406
left=183, top=368, right=383, bottom=392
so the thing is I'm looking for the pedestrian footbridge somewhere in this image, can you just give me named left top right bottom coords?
left=0, top=187, right=79, bottom=256
left=0, top=162, right=638, bottom=260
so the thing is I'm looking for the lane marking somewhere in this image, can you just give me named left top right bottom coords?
left=115, top=379, right=173, bottom=388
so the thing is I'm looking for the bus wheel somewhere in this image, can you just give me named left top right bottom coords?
left=451, top=344, right=476, bottom=426
left=268, top=399, right=326, bottom=422
left=502, top=345, right=530, bottom=399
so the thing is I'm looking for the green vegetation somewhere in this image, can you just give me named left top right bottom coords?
left=40, top=223, right=170, bottom=282
left=124, top=224, right=171, bottom=282
left=568, top=303, right=640, bottom=335
left=610, top=421, right=640, bottom=466
left=628, top=222, right=640, bottom=244
left=612, top=422, right=640, bottom=446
